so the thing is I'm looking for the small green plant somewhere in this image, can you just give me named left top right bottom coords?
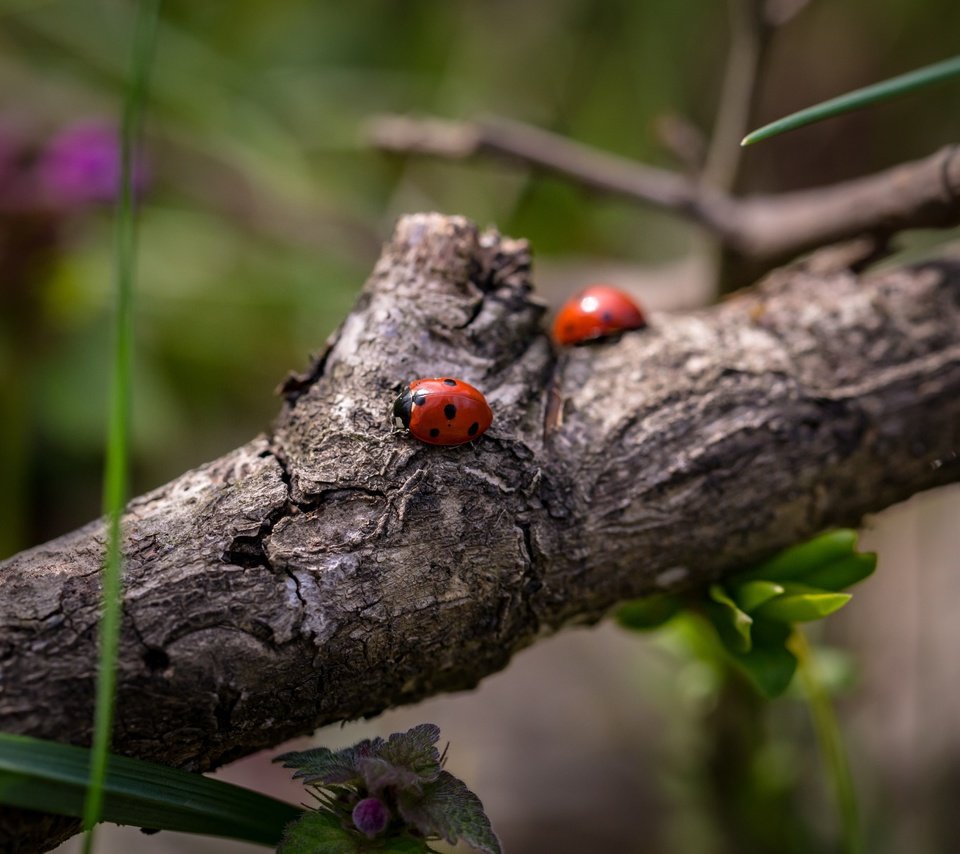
left=276, top=723, right=501, bottom=854
left=0, top=725, right=500, bottom=853
left=617, top=529, right=876, bottom=854
left=617, top=529, right=875, bottom=697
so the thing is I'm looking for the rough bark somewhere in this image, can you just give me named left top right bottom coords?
left=2, top=213, right=960, bottom=851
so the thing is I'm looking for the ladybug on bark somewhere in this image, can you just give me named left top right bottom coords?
left=392, top=378, right=493, bottom=446
left=552, top=284, right=647, bottom=346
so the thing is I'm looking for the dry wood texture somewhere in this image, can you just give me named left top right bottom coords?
left=2, top=213, right=959, bottom=850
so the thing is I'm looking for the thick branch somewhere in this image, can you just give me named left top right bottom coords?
left=368, top=115, right=960, bottom=266
left=2, top=214, right=959, bottom=850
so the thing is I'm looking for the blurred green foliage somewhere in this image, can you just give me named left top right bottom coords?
left=1, top=3, right=959, bottom=853
left=2, top=0, right=960, bottom=555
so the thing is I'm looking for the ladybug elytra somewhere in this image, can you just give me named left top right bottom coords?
left=552, top=284, right=646, bottom=346
left=392, top=378, right=493, bottom=446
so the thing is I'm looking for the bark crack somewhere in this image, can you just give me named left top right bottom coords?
left=2, top=213, right=959, bottom=853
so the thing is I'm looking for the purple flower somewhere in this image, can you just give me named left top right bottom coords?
left=37, top=121, right=148, bottom=206
left=352, top=796, right=389, bottom=838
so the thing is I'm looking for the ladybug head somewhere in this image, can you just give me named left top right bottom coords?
left=392, top=388, right=413, bottom=429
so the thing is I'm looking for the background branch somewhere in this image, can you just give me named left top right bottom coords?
left=368, top=116, right=960, bottom=274
left=702, top=0, right=769, bottom=192
left=2, top=214, right=960, bottom=850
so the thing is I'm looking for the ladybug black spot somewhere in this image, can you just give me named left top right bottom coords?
left=444, top=404, right=457, bottom=420
left=468, top=421, right=479, bottom=436
left=413, top=390, right=428, bottom=406
left=601, top=311, right=614, bottom=323
left=565, top=323, right=575, bottom=332
left=443, top=378, right=457, bottom=386
left=429, top=428, right=440, bottom=438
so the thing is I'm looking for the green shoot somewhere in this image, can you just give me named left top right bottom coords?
left=742, top=54, right=960, bottom=145
left=789, top=629, right=861, bottom=854
left=82, top=0, right=162, bottom=849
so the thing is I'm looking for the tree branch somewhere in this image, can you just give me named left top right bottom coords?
left=367, top=115, right=960, bottom=268
left=2, top=214, right=960, bottom=851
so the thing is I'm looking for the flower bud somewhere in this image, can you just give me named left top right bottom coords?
left=352, top=796, right=389, bottom=838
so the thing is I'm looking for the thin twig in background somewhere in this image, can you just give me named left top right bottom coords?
left=368, top=114, right=960, bottom=273
left=702, top=0, right=776, bottom=293
left=702, top=0, right=770, bottom=193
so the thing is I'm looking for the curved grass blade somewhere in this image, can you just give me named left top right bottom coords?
left=83, top=0, right=162, bottom=848
left=742, top=54, right=960, bottom=145
left=0, top=733, right=302, bottom=845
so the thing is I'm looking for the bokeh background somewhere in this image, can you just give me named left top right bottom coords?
left=1, top=0, right=958, bottom=851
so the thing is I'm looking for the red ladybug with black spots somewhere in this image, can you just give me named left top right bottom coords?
left=392, top=378, right=493, bottom=446
left=552, top=284, right=646, bottom=346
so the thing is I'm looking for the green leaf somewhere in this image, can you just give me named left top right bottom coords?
left=742, top=53, right=960, bottom=145
left=738, top=530, right=858, bottom=582
left=397, top=770, right=502, bottom=854
left=615, top=594, right=683, bottom=631
left=753, top=585, right=852, bottom=623
left=276, top=739, right=382, bottom=786
left=726, top=619, right=797, bottom=698
left=279, top=810, right=360, bottom=854
left=277, top=724, right=443, bottom=794
left=380, top=838, right=434, bottom=854
left=799, top=552, right=876, bottom=592
left=0, top=733, right=301, bottom=845
left=358, top=757, right=429, bottom=795
left=731, top=579, right=785, bottom=613
left=375, top=724, right=442, bottom=783
left=706, top=584, right=753, bottom=653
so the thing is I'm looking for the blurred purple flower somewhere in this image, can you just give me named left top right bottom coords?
left=37, top=121, right=149, bottom=206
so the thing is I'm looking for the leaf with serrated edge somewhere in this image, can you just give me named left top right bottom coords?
left=276, top=738, right=383, bottom=786
left=616, top=595, right=683, bottom=630
left=707, top=584, right=753, bottom=652
left=397, top=770, right=501, bottom=854
left=738, top=530, right=857, bottom=582
left=732, top=580, right=785, bottom=613
left=376, top=724, right=442, bottom=782
left=359, top=756, right=428, bottom=795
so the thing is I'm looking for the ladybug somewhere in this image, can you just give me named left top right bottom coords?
left=552, top=284, right=646, bottom=346
left=392, top=378, right=493, bottom=446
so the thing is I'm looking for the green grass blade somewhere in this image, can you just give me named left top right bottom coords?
left=742, top=54, right=960, bottom=145
left=0, top=734, right=302, bottom=845
left=83, top=0, right=162, bottom=848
